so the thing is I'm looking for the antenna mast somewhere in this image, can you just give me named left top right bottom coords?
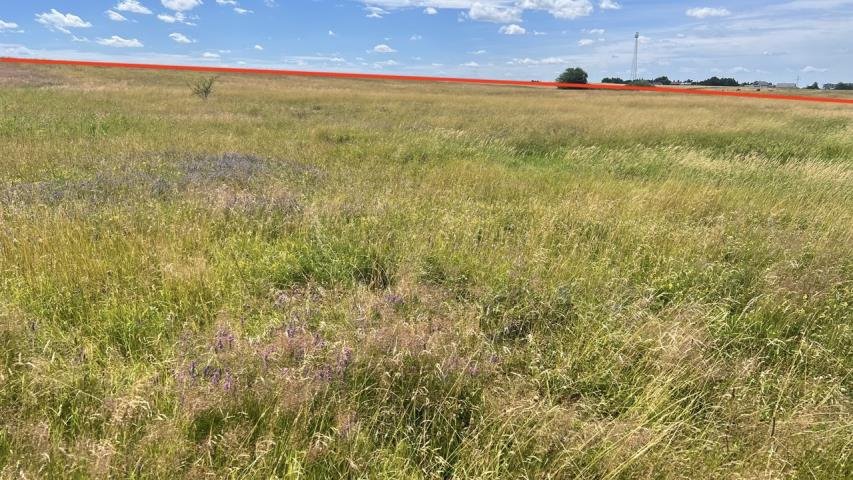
left=631, top=32, right=639, bottom=82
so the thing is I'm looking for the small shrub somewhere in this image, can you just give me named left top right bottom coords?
left=190, top=76, right=217, bottom=100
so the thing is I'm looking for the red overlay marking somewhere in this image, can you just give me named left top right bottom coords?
left=2, top=57, right=852, bottom=106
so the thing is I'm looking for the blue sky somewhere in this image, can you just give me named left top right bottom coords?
left=1, top=1, right=851, bottom=84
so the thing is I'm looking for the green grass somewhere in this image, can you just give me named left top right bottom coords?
left=0, top=63, right=851, bottom=478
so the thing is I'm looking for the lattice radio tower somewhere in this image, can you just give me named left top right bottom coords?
left=631, top=32, right=640, bottom=82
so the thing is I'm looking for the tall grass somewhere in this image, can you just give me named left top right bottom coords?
left=0, top=64, right=851, bottom=478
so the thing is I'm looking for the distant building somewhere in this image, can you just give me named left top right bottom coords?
left=752, top=81, right=773, bottom=87
left=823, top=83, right=837, bottom=90
left=776, top=83, right=798, bottom=89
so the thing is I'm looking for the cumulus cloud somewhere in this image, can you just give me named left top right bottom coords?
left=157, top=12, right=196, bottom=24
left=517, top=0, right=594, bottom=19
left=169, top=32, right=194, bottom=43
left=508, top=56, right=568, bottom=65
left=202, top=51, right=220, bottom=58
left=468, top=3, right=522, bottom=23
left=364, top=0, right=594, bottom=21
left=106, top=10, right=129, bottom=22
left=374, top=59, right=399, bottom=67
left=499, top=24, right=526, bottom=35
left=0, top=20, right=20, bottom=31
left=599, top=0, right=621, bottom=10
left=365, top=6, right=388, bottom=18
left=234, top=7, right=253, bottom=14
left=373, top=43, right=397, bottom=53
left=686, top=7, right=731, bottom=18
left=578, top=38, right=595, bottom=46
left=35, top=9, right=92, bottom=34
left=116, top=1, right=153, bottom=14
left=254, top=44, right=264, bottom=50
left=162, top=0, right=203, bottom=11
left=97, top=35, right=144, bottom=47
left=802, top=66, right=828, bottom=73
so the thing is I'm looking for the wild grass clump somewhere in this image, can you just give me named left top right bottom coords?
left=0, top=63, right=851, bottom=478
left=190, top=76, right=217, bottom=100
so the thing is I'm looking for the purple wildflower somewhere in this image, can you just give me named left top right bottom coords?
left=337, top=347, right=353, bottom=372
left=384, top=293, right=404, bottom=307
left=285, top=323, right=298, bottom=338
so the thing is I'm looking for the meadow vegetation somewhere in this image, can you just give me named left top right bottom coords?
left=0, top=64, right=851, bottom=478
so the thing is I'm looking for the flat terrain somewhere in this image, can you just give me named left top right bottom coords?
left=1, top=64, right=851, bottom=479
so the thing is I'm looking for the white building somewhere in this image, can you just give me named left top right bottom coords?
left=776, top=83, right=798, bottom=89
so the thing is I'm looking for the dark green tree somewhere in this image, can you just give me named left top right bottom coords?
left=556, top=67, right=588, bottom=85
left=653, top=76, right=672, bottom=85
left=806, top=82, right=819, bottom=90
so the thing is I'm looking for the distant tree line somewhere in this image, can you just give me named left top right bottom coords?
left=601, top=76, right=671, bottom=85
left=564, top=66, right=853, bottom=91
left=601, top=75, right=738, bottom=86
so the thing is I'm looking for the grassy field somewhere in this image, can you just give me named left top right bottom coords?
left=1, top=63, right=851, bottom=479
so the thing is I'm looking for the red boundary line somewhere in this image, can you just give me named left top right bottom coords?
left=3, top=56, right=852, bottom=106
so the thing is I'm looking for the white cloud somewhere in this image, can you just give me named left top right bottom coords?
left=470, top=49, right=487, bottom=55
left=374, top=59, right=399, bottom=66
left=373, top=43, right=397, bottom=53
left=254, top=44, right=264, bottom=50
left=216, top=0, right=237, bottom=4
left=106, top=10, right=129, bottom=22
left=157, top=12, right=196, bottom=24
left=802, top=66, right=828, bottom=72
left=169, top=32, right=194, bottom=43
left=585, top=28, right=605, bottom=35
left=97, top=35, right=143, bottom=47
left=410, top=34, right=423, bottom=40
left=600, top=0, right=621, bottom=10
left=508, top=56, right=569, bottom=65
left=469, top=3, right=522, bottom=23
left=116, top=1, right=153, bottom=14
left=328, top=30, right=336, bottom=36
left=499, top=24, right=526, bottom=35
left=363, top=0, right=595, bottom=22
left=161, top=0, right=203, bottom=11
left=686, top=7, right=732, bottom=18
left=462, top=61, right=480, bottom=67
left=365, top=6, right=388, bottom=18
left=202, top=51, right=220, bottom=58
left=0, top=20, right=20, bottom=31
left=578, top=38, right=595, bottom=46
left=517, top=0, right=594, bottom=19
left=35, top=9, right=92, bottom=34
left=234, top=7, right=253, bottom=14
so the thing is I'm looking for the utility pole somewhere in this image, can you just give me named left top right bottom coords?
left=631, top=32, right=639, bottom=82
